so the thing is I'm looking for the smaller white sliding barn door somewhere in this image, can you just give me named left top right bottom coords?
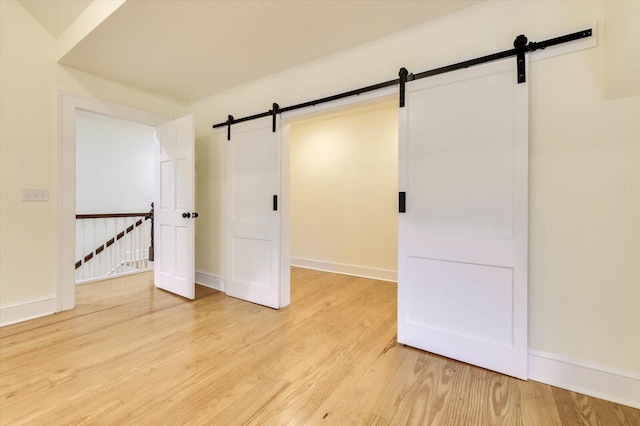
left=154, top=115, right=195, bottom=300
left=398, top=58, right=529, bottom=379
left=226, top=117, right=281, bottom=309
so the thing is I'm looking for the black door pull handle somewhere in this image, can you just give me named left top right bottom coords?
left=399, top=192, right=406, bottom=213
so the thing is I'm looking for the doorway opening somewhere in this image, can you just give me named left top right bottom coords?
left=74, top=110, right=155, bottom=286
left=288, top=100, right=399, bottom=283
left=57, top=91, right=171, bottom=311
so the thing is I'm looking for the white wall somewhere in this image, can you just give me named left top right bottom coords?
left=290, top=102, right=398, bottom=280
left=0, top=0, right=187, bottom=310
left=604, top=1, right=640, bottom=99
left=76, top=111, right=154, bottom=214
left=190, top=0, right=640, bottom=380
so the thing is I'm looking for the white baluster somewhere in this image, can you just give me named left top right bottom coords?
left=111, top=218, right=116, bottom=276
left=115, top=218, right=120, bottom=275
left=123, top=217, right=127, bottom=272
left=110, top=217, right=115, bottom=275
left=94, top=219, right=98, bottom=279
left=145, top=219, right=149, bottom=268
left=125, top=220, right=131, bottom=271
left=140, top=219, right=144, bottom=269
left=124, top=218, right=128, bottom=272
left=134, top=218, right=138, bottom=270
left=96, top=218, right=100, bottom=279
left=131, top=219, right=135, bottom=270
left=106, top=217, right=111, bottom=275
left=129, top=217, right=134, bottom=271
left=103, top=217, right=107, bottom=278
left=89, top=218, right=94, bottom=279
left=122, top=217, right=127, bottom=273
left=141, top=218, right=144, bottom=268
left=143, top=219, right=148, bottom=269
left=115, top=217, right=118, bottom=273
left=122, top=217, right=126, bottom=272
left=99, top=218, right=104, bottom=278
left=131, top=217, right=135, bottom=270
left=142, top=221, right=145, bottom=268
left=136, top=218, right=141, bottom=269
left=140, top=219, right=143, bottom=269
left=118, top=217, right=123, bottom=274
left=81, top=219, right=86, bottom=281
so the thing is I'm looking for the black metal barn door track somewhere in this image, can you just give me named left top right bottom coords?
left=215, top=28, right=592, bottom=139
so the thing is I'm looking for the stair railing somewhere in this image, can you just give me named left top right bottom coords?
left=75, top=204, right=154, bottom=283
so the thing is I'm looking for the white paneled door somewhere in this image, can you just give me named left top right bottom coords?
left=154, top=115, right=195, bottom=299
left=226, top=117, right=282, bottom=309
left=398, top=58, right=529, bottom=379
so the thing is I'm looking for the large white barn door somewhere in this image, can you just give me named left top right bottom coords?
left=226, top=117, right=281, bottom=309
left=154, top=115, right=195, bottom=299
left=398, top=58, right=529, bottom=379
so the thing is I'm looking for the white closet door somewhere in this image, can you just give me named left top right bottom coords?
left=154, top=115, right=196, bottom=299
left=398, top=58, right=529, bottom=379
left=226, top=117, right=281, bottom=309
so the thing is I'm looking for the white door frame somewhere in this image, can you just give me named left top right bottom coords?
left=57, top=90, right=169, bottom=312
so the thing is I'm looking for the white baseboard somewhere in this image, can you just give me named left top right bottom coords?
left=528, top=349, right=640, bottom=409
left=291, top=257, right=397, bottom=282
left=195, top=270, right=226, bottom=292
left=0, top=296, right=57, bottom=327
left=76, top=267, right=152, bottom=285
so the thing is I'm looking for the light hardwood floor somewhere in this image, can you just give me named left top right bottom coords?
left=1, top=268, right=638, bottom=425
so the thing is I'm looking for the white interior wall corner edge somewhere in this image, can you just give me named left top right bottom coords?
left=528, top=349, right=640, bottom=409
left=58, top=0, right=126, bottom=60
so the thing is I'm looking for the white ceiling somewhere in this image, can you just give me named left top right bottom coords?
left=18, top=0, right=92, bottom=38
left=23, top=0, right=481, bottom=102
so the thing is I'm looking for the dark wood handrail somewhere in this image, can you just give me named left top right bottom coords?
left=76, top=212, right=149, bottom=219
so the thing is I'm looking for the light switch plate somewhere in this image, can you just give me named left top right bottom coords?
left=23, top=188, right=49, bottom=202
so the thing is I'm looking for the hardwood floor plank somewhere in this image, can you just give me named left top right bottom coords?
left=552, top=387, right=600, bottom=425
left=518, top=380, right=563, bottom=426
left=386, top=353, right=448, bottom=425
left=591, top=394, right=640, bottom=425
left=1, top=268, right=637, bottom=425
